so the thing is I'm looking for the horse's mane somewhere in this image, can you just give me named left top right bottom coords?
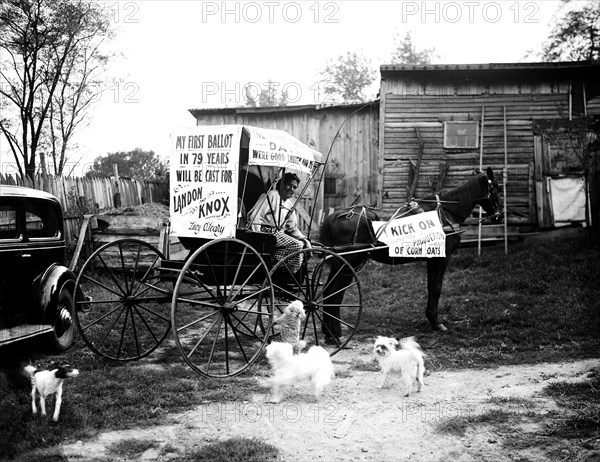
left=438, top=172, right=487, bottom=203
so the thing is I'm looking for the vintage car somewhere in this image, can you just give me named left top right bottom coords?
left=0, top=185, right=76, bottom=351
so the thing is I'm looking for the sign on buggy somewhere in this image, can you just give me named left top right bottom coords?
left=374, top=211, right=446, bottom=258
left=246, top=126, right=318, bottom=174
left=170, top=125, right=241, bottom=239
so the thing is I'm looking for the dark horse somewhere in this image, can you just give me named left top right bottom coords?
left=319, top=168, right=503, bottom=334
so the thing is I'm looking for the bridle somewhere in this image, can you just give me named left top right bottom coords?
left=478, top=177, right=503, bottom=223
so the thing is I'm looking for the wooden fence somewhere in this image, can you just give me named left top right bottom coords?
left=0, top=173, right=168, bottom=246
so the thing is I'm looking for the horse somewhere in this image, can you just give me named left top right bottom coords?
left=319, top=168, right=503, bottom=335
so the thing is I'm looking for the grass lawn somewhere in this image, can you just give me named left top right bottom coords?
left=1, top=237, right=598, bottom=459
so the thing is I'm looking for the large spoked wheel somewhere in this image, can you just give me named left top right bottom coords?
left=74, top=239, right=172, bottom=361
left=269, top=248, right=362, bottom=355
left=171, top=238, right=274, bottom=378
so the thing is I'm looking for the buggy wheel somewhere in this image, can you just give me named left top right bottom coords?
left=270, top=248, right=362, bottom=355
left=74, top=239, right=171, bottom=361
left=171, top=238, right=274, bottom=378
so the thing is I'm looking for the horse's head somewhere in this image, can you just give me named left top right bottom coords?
left=478, top=167, right=504, bottom=224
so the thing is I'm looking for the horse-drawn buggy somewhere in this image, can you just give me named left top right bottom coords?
left=73, top=125, right=363, bottom=378
left=73, top=124, right=504, bottom=378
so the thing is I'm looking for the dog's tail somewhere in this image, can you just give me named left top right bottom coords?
left=23, top=365, right=37, bottom=379
left=307, top=346, right=335, bottom=378
left=399, top=336, right=422, bottom=354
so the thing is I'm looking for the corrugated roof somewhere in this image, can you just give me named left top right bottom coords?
left=380, top=61, right=600, bottom=73
left=189, top=100, right=379, bottom=116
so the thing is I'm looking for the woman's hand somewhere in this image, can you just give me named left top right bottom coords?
left=301, top=237, right=312, bottom=249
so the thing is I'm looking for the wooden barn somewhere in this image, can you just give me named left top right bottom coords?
left=378, top=61, right=600, bottom=233
left=188, top=102, right=380, bottom=217
left=189, top=61, right=599, bottom=238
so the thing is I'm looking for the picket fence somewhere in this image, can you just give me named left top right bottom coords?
left=0, top=173, right=168, bottom=246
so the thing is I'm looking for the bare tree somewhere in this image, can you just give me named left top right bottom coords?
left=46, top=13, right=112, bottom=176
left=0, top=0, right=112, bottom=182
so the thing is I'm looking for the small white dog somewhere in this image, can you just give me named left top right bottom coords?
left=373, top=336, right=424, bottom=396
left=265, top=341, right=334, bottom=403
left=273, top=300, right=306, bottom=353
left=24, top=362, right=80, bottom=421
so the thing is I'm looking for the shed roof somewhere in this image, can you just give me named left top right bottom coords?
left=380, top=61, right=600, bottom=74
left=189, top=100, right=379, bottom=118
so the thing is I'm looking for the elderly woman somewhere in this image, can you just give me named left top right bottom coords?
left=247, top=172, right=311, bottom=273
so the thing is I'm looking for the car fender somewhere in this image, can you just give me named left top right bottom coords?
left=33, top=263, right=77, bottom=323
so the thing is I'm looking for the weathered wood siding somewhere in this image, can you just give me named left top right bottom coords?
left=379, top=72, right=573, bottom=225
left=190, top=103, right=380, bottom=215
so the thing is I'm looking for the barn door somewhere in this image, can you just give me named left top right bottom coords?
left=533, top=134, right=587, bottom=228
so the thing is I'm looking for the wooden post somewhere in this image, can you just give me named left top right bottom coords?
left=113, top=164, right=121, bottom=208
left=478, top=106, right=485, bottom=256
left=503, top=105, right=509, bottom=255
left=69, top=215, right=93, bottom=271
left=40, top=151, right=48, bottom=191
left=407, top=127, right=424, bottom=202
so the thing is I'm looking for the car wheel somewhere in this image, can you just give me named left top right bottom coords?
left=46, top=287, right=75, bottom=352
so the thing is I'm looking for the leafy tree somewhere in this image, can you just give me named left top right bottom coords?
left=539, top=1, right=600, bottom=61
left=320, top=51, right=376, bottom=103
left=0, top=0, right=113, bottom=182
left=86, top=149, right=168, bottom=182
left=390, top=31, right=437, bottom=65
left=244, top=79, right=289, bottom=107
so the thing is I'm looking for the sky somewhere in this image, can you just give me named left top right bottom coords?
left=1, top=0, right=568, bottom=176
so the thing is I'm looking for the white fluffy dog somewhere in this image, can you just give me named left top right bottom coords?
left=273, top=300, right=306, bottom=353
left=373, top=336, right=424, bottom=396
left=24, top=362, right=80, bottom=421
left=265, top=341, right=334, bottom=403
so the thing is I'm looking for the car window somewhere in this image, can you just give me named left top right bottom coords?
left=0, top=206, right=18, bottom=240
left=25, top=206, right=59, bottom=239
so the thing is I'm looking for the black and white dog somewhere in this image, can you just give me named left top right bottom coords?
left=24, top=362, right=79, bottom=421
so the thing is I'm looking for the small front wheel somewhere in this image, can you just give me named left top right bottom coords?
left=270, top=248, right=362, bottom=355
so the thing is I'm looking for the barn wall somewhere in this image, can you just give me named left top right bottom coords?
left=379, top=74, right=572, bottom=225
left=191, top=104, right=379, bottom=213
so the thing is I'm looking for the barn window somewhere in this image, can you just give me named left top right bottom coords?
left=443, top=122, right=479, bottom=148
left=324, top=176, right=337, bottom=195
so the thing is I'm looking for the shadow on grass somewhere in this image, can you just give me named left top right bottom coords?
left=185, top=437, right=279, bottom=462
left=0, top=335, right=264, bottom=460
left=357, top=239, right=600, bottom=369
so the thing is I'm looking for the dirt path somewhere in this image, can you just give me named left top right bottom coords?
left=29, top=342, right=599, bottom=461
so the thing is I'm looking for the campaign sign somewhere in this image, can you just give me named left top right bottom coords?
left=246, top=126, right=317, bottom=174
left=373, top=211, right=446, bottom=258
left=170, top=125, right=241, bottom=239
